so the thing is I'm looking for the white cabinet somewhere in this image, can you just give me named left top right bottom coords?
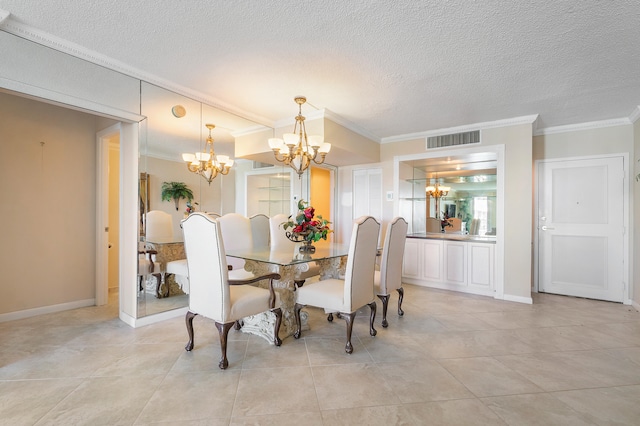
left=402, top=238, right=495, bottom=296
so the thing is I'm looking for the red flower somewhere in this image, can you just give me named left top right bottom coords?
left=304, top=207, right=315, bottom=219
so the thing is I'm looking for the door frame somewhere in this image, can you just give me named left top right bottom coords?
left=533, top=153, right=631, bottom=304
left=95, top=123, right=122, bottom=306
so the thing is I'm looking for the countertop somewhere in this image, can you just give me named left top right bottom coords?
left=407, top=233, right=497, bottom=243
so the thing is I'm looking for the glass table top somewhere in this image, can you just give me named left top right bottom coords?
left=226, top=243, right=351, bottom=267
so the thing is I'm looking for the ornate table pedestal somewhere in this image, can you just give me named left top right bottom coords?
left=145, top=240, right=186, bottom=298
left=238, top=256, right=346, bottom=344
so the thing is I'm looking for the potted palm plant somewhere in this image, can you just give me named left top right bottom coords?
left=161, top=181, right=194, bottom=211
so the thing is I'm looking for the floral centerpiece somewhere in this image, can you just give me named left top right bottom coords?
left=282, top=200, right=332, bottom=253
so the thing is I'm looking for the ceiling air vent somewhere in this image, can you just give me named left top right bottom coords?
left=427, top=130, right=480, bottom=149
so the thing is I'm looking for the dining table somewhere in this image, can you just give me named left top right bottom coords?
left=144, top=236, right=185, bottom=298
left=225, top=242, right=351, bottom=343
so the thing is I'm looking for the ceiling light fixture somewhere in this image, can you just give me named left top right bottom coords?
left=425, top=174, right=450, bottom=199
left=268, top=96, right=331, bottom=178
left=182, top=123, right=234, bottom=185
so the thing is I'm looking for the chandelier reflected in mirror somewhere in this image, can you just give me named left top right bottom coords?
left=182, top=123, right=234, bottom=185
left=268, top=96, right=331, bottom=177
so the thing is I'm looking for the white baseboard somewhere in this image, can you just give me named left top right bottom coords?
left=0, top=299, right=95, bottom=323
left=631, top=300, right=640, bottom=312
left=501, top=293, right=533, bottom=304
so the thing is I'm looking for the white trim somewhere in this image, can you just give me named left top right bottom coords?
left=629, top=106, right=640, bottom=124
left=501, top=294, right=533, bottom=304
left=0, top=16, right=273, bottom=128
left=534, top=118, right=632, bottom=136
left=632, top=300, right=640, bottom=311
left=381, top=115, right=539, bottom=144
left=120, top=307, right=189, bottom=328
left=96, top=124, right=122, bottom=306
left=322, top=109, right=381, bottom=142
left=0, top=78, right=143, bottom=122
left=0, top=299, right=95, bottom=323
left=0, top=8, right=10, bottom=25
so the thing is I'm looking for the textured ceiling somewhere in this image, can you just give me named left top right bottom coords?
left=1, top=0, right=639, bottom=140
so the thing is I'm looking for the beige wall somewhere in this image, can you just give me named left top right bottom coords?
left=0, top=92, right=102, bottom=315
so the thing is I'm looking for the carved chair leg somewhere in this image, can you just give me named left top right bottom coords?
left=327, top=313, right=333, bottom=322
left=397, top=287, right=405, bottom=316
left=215, top=321, right=235, bottom=369
left=343, top=312, right=356, bottom=354
left=377, top=294, right=390, bottom=328
left=294, top=279, right=305, bottom=287
left=368, top=301, right=377, bottom=337
left=153, top=273, right=162, bottom=296
left=272, top=307, right=283, bottom=346
left=293, top=303, right=304, bottom=339
left=185, top=311, right=197, bottom=351
left=234, top=320, right=243, bottom=330
left=138, top=275, right=143, bottom=293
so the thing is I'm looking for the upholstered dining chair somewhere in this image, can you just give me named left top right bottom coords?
left=375, top=217, right=408, bottom=327
left=217, top=213, right=255, bottom=280
left=145, top=210, right=188, bottom=296
left=182, top=213, right=283, bottom=369
left=249, top=214, right=270, bottom=247
left=269, top=213, right=320, bottom=286
left=294, top=216, right=380, bottom=354
left=138, top=244, right=161, bottom=294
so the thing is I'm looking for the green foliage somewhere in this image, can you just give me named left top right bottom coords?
left=161, top=181, right=194, bottom=211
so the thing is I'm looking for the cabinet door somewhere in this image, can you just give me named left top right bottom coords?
left=422, top=240, right=443, bottom=282
left=468, top=243, right=494, bottom=291
left=444, top=241, right=466, bottom=285
left=403, top=239, right=421, bottom=278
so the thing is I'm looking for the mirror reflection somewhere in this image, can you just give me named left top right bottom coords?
left=399, top=152, right=497, bottom=237
left=137, top=82, right=272, bottom=318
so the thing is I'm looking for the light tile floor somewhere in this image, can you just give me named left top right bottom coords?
left=1, top=285, right=640, bottom=425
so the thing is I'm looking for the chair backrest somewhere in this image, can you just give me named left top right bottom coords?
left=379, top=217, right=408, bottom=293
left=269, top=213, right=296, bottom=252
left=217, top=213, right=253, bottom=270
left=145, top=210, right=173, bottom=241
left=426, top=217, right=440, bottom=233
left=343, top=216, right=381, bottom=310
left=249, top=214, right=270, bottom=248
left=445, top=217, right=462, bottom=233
left=182, top=213, right=230, bottom=322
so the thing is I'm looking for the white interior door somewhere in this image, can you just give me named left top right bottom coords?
left=537, top=156, right=625, bottom=302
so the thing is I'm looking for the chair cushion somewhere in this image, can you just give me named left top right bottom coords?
left=166, top=259, right=188, bottom=276
left=228, top=268, right=255, bottom=281
left=296, top=278, right=345, bottom=312
left=229, top=285, right=271, bottom=320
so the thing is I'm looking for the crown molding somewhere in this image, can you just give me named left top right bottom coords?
left=533, top=117, right=632, bottom=136
left=381, top=114, right=539, bottom=144
left=0, top=15, right=274, bottom=128
left=629, top=106, right=640, bottom=124
left=0, top=8, right=10, bottom=25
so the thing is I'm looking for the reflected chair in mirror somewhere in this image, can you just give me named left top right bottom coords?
left=138, top=244, right=161, bottom=294
left=375, top=217, right=408, bottom=327
left=426, top=217, right=440, bottom=233
left=182, top=213, right=282, bottom=369
left=145, top=210, right=173, bottom=241
left=269, top=213, right=320, bottom=287
left=294, top=216, right=380, bottom=354
left=444, top=217, right=462, bottom=234
left=469, top=218, right=480, bottom=235
left=217, top=213, right=255, bottom=281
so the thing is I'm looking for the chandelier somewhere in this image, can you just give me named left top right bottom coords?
left=182, top=124, right=234, bottom=185
left=425, top=176, right=450, bottom=198
left=268, top=96, right=331, bottom=177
